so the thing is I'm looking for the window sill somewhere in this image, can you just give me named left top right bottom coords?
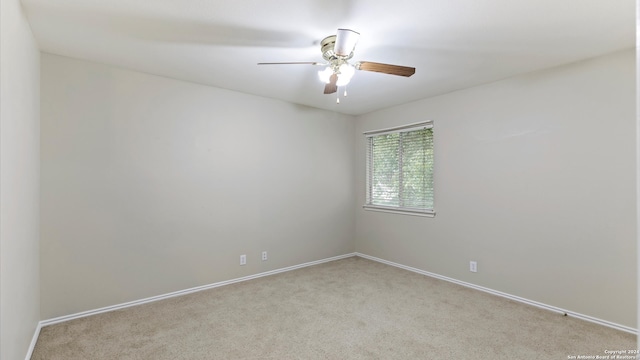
left=362, top=205, right=435, bottom=218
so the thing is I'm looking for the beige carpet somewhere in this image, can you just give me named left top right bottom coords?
left=32, top=257, right=635, bottom=359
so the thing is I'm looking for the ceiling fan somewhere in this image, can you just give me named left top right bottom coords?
left=258, top=29, right=415, bottom=103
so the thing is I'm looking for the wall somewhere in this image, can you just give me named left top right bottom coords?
left=0, top=0, right=41, bottom=359
left=40, top=54, right=355, bottom=319
left=355, top=50, right=636, bottom=328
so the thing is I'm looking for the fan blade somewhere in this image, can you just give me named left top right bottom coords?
left=257, top=62, right=324, bottom=65
left=334, top=29, right=360, bottom=56
left=324, top=74, right=338, bottom=94
left=356, top=61, right=415, bottom=77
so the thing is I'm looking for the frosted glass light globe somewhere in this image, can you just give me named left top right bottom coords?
left=317, top=67, right=333, bottom=84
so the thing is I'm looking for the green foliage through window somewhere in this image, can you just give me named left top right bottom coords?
left=366, top=123, right=434, bottom=212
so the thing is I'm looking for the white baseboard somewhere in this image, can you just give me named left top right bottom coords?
left=39, top=253, right=357, bottom=328
left=25, top=322, right=42, bottom=360
left=355, top=252, right=637, bottom=335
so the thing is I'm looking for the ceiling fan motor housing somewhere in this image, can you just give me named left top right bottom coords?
left=320, top=35, right=354, bottom=62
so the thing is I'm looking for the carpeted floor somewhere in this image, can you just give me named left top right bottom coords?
left=32, top=257, right=635, bottom=359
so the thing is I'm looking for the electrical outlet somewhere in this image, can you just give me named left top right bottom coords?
left=240, top=254, right=246, bottom=266
left=469, top=261, right=477, bottom=273
left=261, top=251, right=268, bottom=261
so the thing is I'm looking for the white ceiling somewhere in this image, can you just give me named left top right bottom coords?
left=23, top=0, right=635, bottom=115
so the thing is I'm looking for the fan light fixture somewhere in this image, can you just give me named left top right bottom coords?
left=317, top=67, right=333, bottom=83
left=317, top=64, right=355, bottom=86
left=336, top=64, right=355, bottom=86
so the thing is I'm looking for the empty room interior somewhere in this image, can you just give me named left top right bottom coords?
left=1, top=0, right=638, bottom=359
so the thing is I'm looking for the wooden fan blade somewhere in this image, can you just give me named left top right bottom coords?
left=356, top=61, right=415, bottom=77
left=257, top=62, right=323, bottom=65
left=334, top=29, right=360, bottom=56
left=324, top=74, right=338, bottom=94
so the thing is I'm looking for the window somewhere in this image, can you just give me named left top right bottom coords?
left=364, top=121, right=434, bottom=217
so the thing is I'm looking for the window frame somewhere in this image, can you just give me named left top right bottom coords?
left=363, top=121, right=435, bottom=217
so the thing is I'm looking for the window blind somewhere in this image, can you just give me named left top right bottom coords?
left=365, top=121, right=434, bottom=215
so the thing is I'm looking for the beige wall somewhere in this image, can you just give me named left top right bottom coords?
left=0, top=0, right=41, bottom=358
left=40, top=54, right=356, bottom=319
left=355, top=49, right=636, bottom=328
left=40, top=49, right=636, bottom=330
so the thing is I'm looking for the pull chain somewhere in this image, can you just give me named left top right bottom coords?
left=336, top=86, right=348, bottom=104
